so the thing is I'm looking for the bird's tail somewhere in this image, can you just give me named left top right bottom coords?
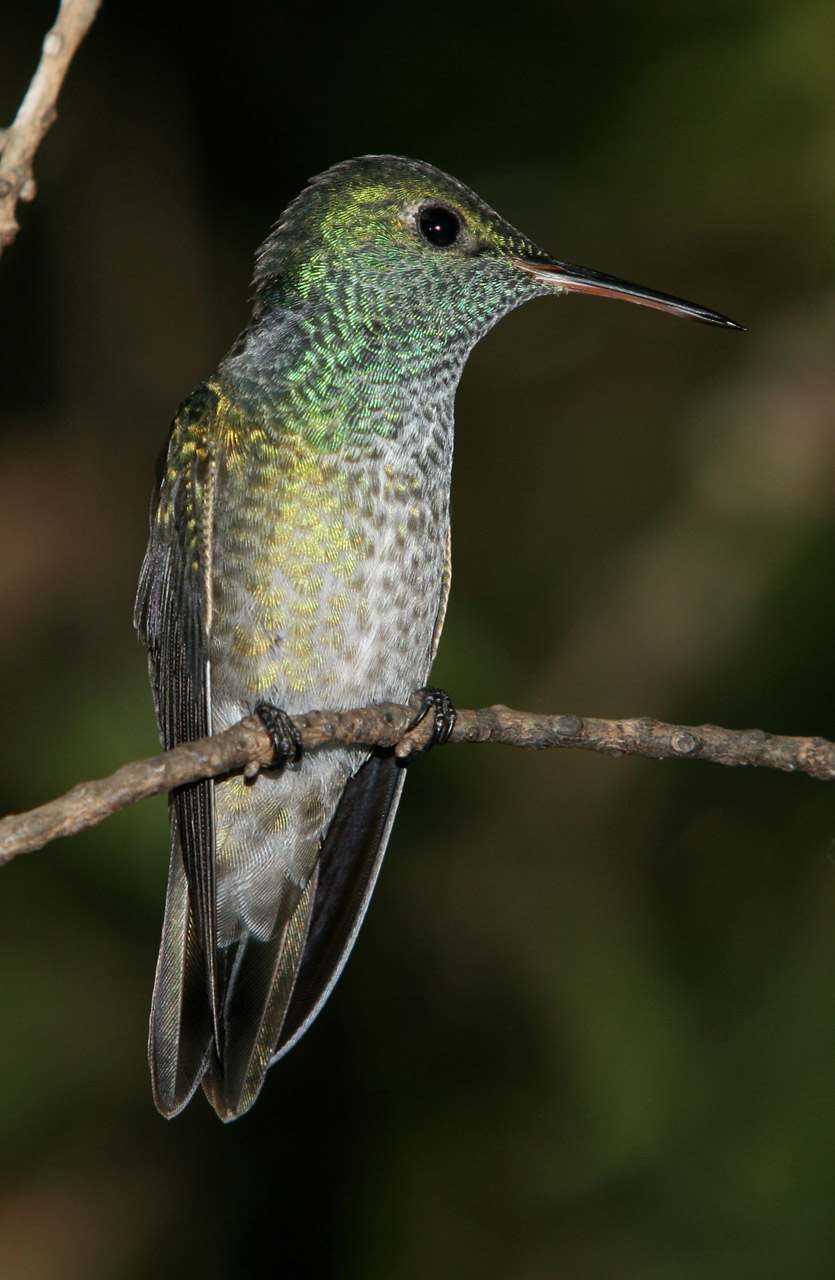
left=149, top=752, right=404, bottom=1120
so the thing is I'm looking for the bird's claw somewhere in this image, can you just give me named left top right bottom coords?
left=254, top=702, right=303, bottom=770
left=404, top=686, right=456, bottom=752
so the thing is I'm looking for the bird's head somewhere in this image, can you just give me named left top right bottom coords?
left=252, top=155, right=740, bottom=352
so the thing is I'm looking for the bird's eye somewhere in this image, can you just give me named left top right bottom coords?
left=418, top=206, right=462, bottom=248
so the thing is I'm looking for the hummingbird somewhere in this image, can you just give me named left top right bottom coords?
left=135, top=154, right=740, bottom=1121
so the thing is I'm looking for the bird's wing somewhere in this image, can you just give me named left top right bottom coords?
left=274, top=751, right=405, bottom=1058
left=429, top=524, right=452, bottom=664
left=135, top=383, right=222, bottom=1113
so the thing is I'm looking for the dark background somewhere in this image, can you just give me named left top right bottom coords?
left=3, top=2, right=835, bottom=1276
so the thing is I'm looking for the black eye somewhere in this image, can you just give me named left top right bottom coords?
left=418, top=206, right=462, bottom=248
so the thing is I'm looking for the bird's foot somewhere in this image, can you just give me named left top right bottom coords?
left=397, top=686, right=456, bottom=759
left=254, top=702, right=303, bottom=771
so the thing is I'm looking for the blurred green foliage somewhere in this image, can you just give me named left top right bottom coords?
left=3, top=1, right=835, bottom=1276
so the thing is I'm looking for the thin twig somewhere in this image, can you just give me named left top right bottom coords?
left=0, top=702, right=832, bottom=864
left=0, top=0, right=101, bottom=254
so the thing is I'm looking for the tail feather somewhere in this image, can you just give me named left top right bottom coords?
left=149, top=752, right=406, bottom=1120
left=149, top=844, right=214, bottom=1117
left=202, top=870, right=318, bottom=1121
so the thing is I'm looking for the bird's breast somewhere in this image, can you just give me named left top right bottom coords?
left=209, top=427, right=451, bottom=727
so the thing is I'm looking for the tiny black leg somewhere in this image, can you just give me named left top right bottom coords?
left=407, top=686, right=456, bottom=751
left=254, top=702, right=303, bottom=770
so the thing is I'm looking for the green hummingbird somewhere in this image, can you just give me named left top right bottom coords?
left=135, top=155, right=740, bottom=1121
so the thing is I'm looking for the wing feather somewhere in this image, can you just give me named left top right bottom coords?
left=275, top=751, right=405, bottom=1060
left=135, top=384, right=221, bottom=1108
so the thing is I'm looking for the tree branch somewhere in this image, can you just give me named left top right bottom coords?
left=0, top=0, right=101, bottom=255
left=1, top=702, right=833, bottom=864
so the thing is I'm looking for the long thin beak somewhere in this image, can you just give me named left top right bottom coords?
left=512, top=257, right=744, bottom=330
